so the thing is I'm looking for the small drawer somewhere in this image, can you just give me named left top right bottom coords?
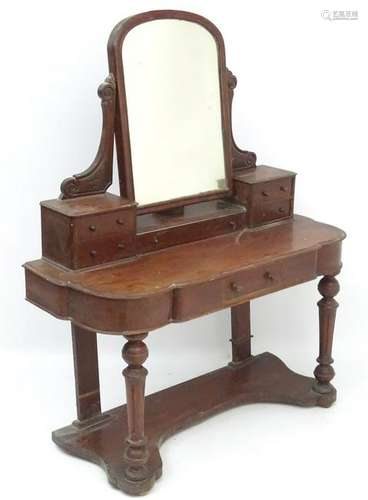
left=137, top=212, right=247, bottom=253
left=251, top=199, right=291, bottom=226
left=252, top=178, right=293, bottom=202
left=75, top=233, right=136, bottom=267
left=76, top=209, right=135, bottom=241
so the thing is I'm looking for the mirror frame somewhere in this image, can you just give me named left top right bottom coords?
left=108, top=10, right=234, bottom=214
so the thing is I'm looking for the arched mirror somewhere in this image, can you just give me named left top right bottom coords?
left=108, top=11, right=232, bottom=212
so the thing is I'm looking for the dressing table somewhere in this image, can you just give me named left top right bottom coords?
left=23, top=10, right=346, bottom=495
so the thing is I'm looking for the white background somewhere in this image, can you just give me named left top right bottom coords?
left=1, top=1, right=367, bottom=499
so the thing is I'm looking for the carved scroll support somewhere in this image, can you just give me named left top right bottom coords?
left=60, top=74, right=116, bottom=199
left=314, top=275, right=340, bottom=396
left=226, top=69, right=257, bottom=172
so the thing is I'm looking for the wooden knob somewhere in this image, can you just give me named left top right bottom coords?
left=89, top=225, right=96, bottom=231
left=262, top=191, right=269, bottom=197
left=280, top=186, right=287, bottom=192
left=229, top=221, right=236, bottom=230
left=153, top=236, right=159, bottom=245
left=264, top=271, right=273, bottom=281
left=230, top=282, right=243, bottom=293
left=116, top=218, right=125, bottom=225
left=89, top=250, right=97, bottom=257
left=117, top=243, right=125, bottom=250
left=278, top=207, right=285, bottom=213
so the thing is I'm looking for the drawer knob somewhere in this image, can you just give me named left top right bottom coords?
left=116, top=218, right=125, bottom=225
left=264, top=271, right=274, bottom=281
left=154, top=236, right=159, bottom=245
left=89, top=224, right=96, bottom=232
left=89, top=250, right=97, bottom=257
left=262, top=191, right=270, bottom=197
left=278, top=207, right=286, bottom=213
left=229, top=221, right=236, bottom=230
left=117, top=243, right=125, bottom=250
left=280, top=186, right=287, bottom=192
left=230, top=282, right=243, bottom=293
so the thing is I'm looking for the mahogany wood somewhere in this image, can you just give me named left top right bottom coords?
left=22, top=9, right=347, bottom=496
left=71, top=324, right=101, bottom=422
left=230, top=302, right=251, bottom=363
left=53, top=352, right=336, bottom=495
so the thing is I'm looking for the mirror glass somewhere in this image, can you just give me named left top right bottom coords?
left=122, top=19, right=227, bottom=206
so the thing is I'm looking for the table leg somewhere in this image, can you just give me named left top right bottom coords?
left=314, top=275, right=340, bottom=394
left=71, top=324, right=101, bottom=422
left=122, top=333, right=149, bottom=482
left=230, top=302, right=251, bottom=364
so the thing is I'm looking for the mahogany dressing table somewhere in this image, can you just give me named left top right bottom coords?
left=24, top=10, right=346, bottom=495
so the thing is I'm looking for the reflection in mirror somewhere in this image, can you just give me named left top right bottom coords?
left=123, top=19, right=227, bottom=206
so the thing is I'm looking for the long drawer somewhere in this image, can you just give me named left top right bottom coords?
left=173, top=250, right=317, bottom=320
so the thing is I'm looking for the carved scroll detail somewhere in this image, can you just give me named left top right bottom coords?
left=226, top=68, right=257, bottom=171
left=60, top=74, right=116, bottom=199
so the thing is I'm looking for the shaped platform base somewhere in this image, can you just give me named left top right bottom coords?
left=52, top=352, right=336, bottom=495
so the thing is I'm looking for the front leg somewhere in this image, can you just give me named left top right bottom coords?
left=122, top=333, right=154, bottom=492
left=314, top=275, right=340, bottom=401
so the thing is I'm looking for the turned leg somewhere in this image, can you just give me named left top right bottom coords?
left=122, top=333, right=149, bottom=482
left=71, top=324, right=101, bottom=422
left=314, top=276, right=340, bottom=394
left=230, top=302, right=251, bottom=364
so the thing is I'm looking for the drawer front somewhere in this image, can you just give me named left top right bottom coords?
left=173, top=251, right=317, bottom=320
left=252, top=177, right=294, bottom=203
left=74, top=233, right=136, bottom=268
left=76, top=209, right=135, bottom=241
left=137, top=212, right=247, bottom=254
left=73, top=209, right=136, bottom=268
left=251, top=199, right=292, bottom=226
